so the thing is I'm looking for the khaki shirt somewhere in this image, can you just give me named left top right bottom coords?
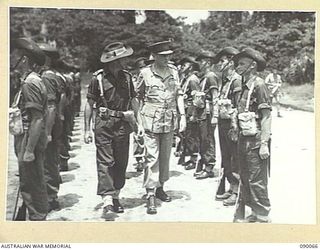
left=137, top=64, right=182, bottom=133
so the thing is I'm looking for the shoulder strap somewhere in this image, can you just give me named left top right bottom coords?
left=245, top=77, right=256, bottom=112
left=201, top=77, right=207, bottom=92
left=124, top=72, right=133, bottom=110
left=12, top=90, right=22, bottom=108
left=182, top=75, right=191, bottom=94
left=96, top=72, right=109, bottom=107
left=96, top=73, right=104, bottom=97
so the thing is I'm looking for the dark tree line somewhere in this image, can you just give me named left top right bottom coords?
left=10, top=8, right=315, bottom=85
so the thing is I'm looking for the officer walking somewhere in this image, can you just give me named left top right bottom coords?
left=232, top=48, right=272, bottom=223
left=84, top=42, right=136, bottom=214
left=213, top=47, right=242, bottom=206
left=136, top=41, right=186, bottom=214
left=11, top=38, right=49, bottom=220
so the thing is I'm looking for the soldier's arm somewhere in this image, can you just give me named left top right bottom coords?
left=207, top=74, right=219, bottom=123
left=23, top=108, right=44, bottom=161
left=58, top=92, right=67, bottom=120
left=134, top=73, right=146, bottom=130
left=84, top=75, right=99, bottom=135
left=232, top=78, right=242, bottom=107
left=45, top=104, right=56, bottom=140
left=256, top=82, right=272, bottom=159
left=84, top=99, right=93, bottom=132
left=260, top=108, right=272, bottom=144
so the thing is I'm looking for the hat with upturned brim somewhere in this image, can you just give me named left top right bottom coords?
left=37, top=43, right=60, bottom=60
left=213, top=47, right=239, bottom=64
left=100, top=42, right=133, bottom=63
left=12, top=37, right=46, bottom=66
left=195, top=51, right=215, bottom=61
left=233, top=47, right=266, bottom=72
left=148, top=41, right=173, bottom=55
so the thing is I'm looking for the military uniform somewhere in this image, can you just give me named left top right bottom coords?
left=181, top=72, right=200, bottom=169
left=87, top=68, right=135, bottom=199
left=14, top=71, right=49, bottom=220
left=55, top=72, right=71, bottom=171
left=216, top=71, right=242, bottom=202
left=236, top=76, right=271, bottom=218
left=73, top=72, right=82, bottom=116
left=137, top=63, right=182, bottom=190
left=233, top=48, right=272, bottom=223
left=193, top=70, right=219, bottom=177
left=41, top=69, right=63, bottom=208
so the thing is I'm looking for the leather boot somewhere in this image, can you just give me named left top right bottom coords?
left=223, top=193, right=237, bottom=206
left=155, top=187, right=172, bottom=202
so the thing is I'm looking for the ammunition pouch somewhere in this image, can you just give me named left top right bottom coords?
left=238, top=112, right=258, bottom=136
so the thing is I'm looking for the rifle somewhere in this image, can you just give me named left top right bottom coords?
left=12, top=187, right=26, bottom=221
left=233, top=182, right=245, bottom=222
left=176, top=131, right=185, bottom=165
left=215, top=169, right=226, bottom=197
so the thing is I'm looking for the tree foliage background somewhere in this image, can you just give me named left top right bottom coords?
left=10, top=8, right=315, bottom=85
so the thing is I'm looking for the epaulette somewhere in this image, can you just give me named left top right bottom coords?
left=93, top=69, right=103, bottom=76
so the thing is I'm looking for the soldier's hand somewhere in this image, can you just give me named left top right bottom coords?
left=179, top=115, right=186, bottom=132
left=84, top=131, right=93, bottom=144
left=23, top=151, right=35, bottom=162
left=211, top=116, right=218, bottom=125
left=259, top=144, right=270, bottom=160
left=60, top=114, right=65, bottom=121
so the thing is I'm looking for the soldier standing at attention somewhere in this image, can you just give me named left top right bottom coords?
left=178, top=57, right=201, bottom=170
left=11, top=38, right=49, bottom=220
left=233, top=48, right=272, bottom=223
left=213, top=47, right=242, bottom=206
left=136, top=41, right=186, bottom=214
left=84, top=42, right=137, bottom=214
left=38, top=43, right=63, bottom=211
left=193, top=52, right=220, bottom=179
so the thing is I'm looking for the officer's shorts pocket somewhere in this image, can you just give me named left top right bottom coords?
left=140, top=105, right=155, bottom=132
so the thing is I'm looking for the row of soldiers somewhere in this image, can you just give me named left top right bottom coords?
left=83, top=40, right=272, bottom=222
left=9, top=37, right=81, bottom=220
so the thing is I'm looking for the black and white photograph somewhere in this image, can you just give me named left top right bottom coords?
left=7, top=7, right=315, bottom=224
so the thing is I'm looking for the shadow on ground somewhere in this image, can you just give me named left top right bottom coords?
left=101, top=211, right=119, bottom=221
left=155, top=190, right=191, bottom=208
left=169, top=170, right=184, bottom=177
left=70, top=137, right=81, bottom=143
left=61, top=173, right=75, bottom=183
left=125, top=171, right=143, bottom=179
left=120, top=197, right=146, bottom=209
left=58, top=193, right=82, bottom=209
left=70, top=145, right=82, bottom=151
left=69, top=152, right=77, bottom=158
left=68, top=162, right=80, bottom=171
